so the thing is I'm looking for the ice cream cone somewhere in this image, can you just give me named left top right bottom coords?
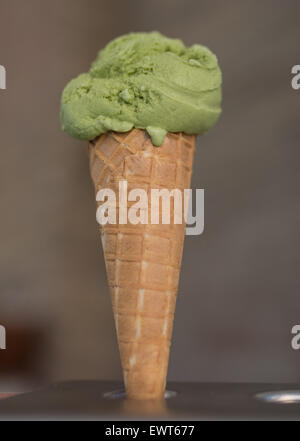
left=89, top=129, right=195, bottom=399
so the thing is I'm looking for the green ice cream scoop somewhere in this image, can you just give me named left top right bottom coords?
left=61, top=32, right=222, bottom=146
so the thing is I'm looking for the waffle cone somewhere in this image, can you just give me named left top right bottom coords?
left=88, top=129, right=195, bottom=399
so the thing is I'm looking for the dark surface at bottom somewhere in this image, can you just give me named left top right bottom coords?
left=0, top=381, right=300, bottom=420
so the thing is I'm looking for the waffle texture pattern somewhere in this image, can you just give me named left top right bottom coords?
left=89, top=129, right=195, bottom=399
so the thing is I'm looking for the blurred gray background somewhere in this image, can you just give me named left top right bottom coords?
left=0, top=0, right=300, bottom=387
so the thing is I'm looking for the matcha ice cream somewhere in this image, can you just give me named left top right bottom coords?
left=60, top=32, right=223, bottom=400
left=61, top=32, right=222, bottom=146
